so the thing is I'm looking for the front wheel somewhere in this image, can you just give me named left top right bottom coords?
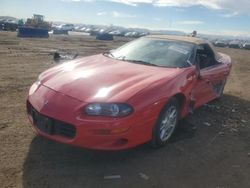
left=151, top=98, right=180, bottom=147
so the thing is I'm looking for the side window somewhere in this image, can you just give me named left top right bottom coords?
left=196, top=44, right=217, bottom=69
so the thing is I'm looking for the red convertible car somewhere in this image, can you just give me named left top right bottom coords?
left=27, top=35, right=232, bottom=150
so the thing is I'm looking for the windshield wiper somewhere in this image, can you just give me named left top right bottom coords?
left=103, top=54, right=159, bottom=67
left=124, top=59, right=158, bottom=67
left=103, top=51, right=114, bottom=58
left=103, top=52, right=125, bottom=60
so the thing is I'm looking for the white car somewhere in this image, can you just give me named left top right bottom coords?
left=56, top=24, right=74, bottom=31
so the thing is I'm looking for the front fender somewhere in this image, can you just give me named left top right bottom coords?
left=127, top=67, right=197, bottom=120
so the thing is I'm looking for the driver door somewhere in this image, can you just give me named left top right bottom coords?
left=192, top=44, right=228, bottom=109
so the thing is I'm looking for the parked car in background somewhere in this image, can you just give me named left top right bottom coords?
left=228, top=41, right=242, bottom=49
left=96, top=33, right=113, bottom=41
left=125, top=31, right=140, bottom=38
left=243, top=42, right=250, bottom=50
left=56, top=24, right=74, bottom=31
left=0, top=19, right=18, bottom=31
left=214, top=40, right=228, bottom=47
left=27, top=35, right=232, bottom=150
left=109, top=30, right=123, bottom=36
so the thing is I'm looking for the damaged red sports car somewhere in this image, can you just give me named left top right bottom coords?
left=27, top=35, right=232, bottom=150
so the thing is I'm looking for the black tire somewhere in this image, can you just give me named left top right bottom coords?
left=151, top=97, right=180, bottom=148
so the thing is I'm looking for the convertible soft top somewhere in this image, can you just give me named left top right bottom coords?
left=145, top=35, right=207, bottom=45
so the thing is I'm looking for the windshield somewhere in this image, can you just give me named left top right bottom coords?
left=108, top=38, right=195, bottom=68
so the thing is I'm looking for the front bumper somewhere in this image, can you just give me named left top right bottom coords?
left=27, top=84, right=156, bottom=150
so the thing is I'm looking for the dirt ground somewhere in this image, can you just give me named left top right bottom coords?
left=0, top=31, right=249, bottom=188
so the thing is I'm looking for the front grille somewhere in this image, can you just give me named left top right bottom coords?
left=27, top=102, right=76, bottom=139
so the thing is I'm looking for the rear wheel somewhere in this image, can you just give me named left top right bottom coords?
left=151, top=98, right=180, bottom=147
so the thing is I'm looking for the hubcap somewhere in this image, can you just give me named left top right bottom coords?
left=159, top=106, right=177, bottom=142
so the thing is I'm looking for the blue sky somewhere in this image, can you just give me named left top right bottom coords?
left=1, top=0, right=250, bottom=36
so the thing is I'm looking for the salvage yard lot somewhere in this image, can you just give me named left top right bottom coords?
left=0, top=31, right=249, bottom=188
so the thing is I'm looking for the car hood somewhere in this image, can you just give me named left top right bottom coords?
left=39, top=54, right=183, bottom=102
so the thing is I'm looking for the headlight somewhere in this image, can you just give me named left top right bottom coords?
left=85, top=103, right=133, bottom=117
